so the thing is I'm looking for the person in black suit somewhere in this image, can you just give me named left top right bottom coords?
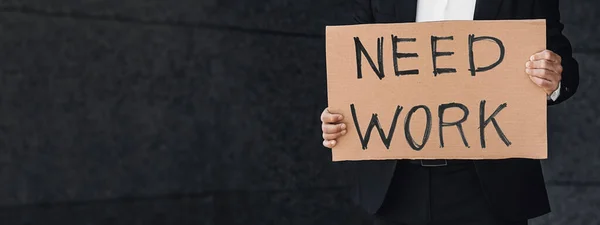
left=320, top=0, right=579, bottom=224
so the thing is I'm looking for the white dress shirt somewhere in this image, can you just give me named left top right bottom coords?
left=415, top=0, right=561, bottom=101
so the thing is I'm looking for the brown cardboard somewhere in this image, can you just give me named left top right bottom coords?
left=325, top=19, right=547, bottom=161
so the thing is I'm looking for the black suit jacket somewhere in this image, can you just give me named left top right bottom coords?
left=349, top=0, right=579, bottom=221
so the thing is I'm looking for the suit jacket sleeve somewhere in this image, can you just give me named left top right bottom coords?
left=353, top=0, right=375, bottom=24
left=535, top=0, right=580, bottom=105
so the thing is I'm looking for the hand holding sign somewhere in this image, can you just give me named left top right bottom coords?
left=526, top=50, right=563, bottom=95
left=321, top=108, right=347, bottom=148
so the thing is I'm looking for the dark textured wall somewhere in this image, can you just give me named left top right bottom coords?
left=0, top=1, right=597, bottom=225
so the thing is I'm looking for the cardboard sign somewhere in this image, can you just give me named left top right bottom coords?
left=325, top=19, right=547, bottom=161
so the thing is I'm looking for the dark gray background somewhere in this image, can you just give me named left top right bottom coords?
left=0, top=0, right=597, bottom=224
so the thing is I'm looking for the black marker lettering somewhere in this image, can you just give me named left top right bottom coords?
left=438, top=103, right=470, bottom=148
left=479, top=100, right=511, bottom=148
left=468, top=35, right=506, bottom=76
left=392, top=35, right=419, bottom=76
left=355, top=37, right=385, bottom=80
left=350, top=104, right=403, bottom=149
left=404, top=105, right=432, bottom=151
left=431, top=36, right=457, bottom=76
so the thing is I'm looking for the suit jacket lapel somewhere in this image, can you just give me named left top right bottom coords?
left=395, top=0, right=418, bottom=22
left=474, top=0, right=504, bottom=20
